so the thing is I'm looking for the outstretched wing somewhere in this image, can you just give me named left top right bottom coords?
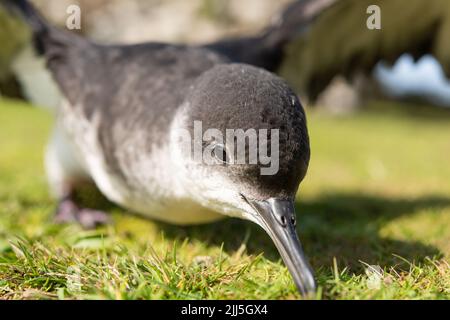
left=204, top=0, right=338, bottom=72
left=280, top=0, right=450, bottom=101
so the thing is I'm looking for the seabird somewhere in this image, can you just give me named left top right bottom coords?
left=4, top=0, right=315, bottom=297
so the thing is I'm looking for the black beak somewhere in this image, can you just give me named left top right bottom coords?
left=248, top=198, right=316, bottom=298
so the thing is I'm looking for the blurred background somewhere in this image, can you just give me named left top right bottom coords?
left=0, top=0, right=449, bottom=299
left=2, top=0, right=450, bottom=111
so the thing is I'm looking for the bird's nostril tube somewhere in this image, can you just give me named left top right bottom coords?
left=278, top=215, right=296, bottom=228
left=280, top=215, right=287, bottom=227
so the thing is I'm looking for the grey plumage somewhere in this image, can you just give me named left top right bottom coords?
left=71, top=44, right=229, bottom=190
left=184, top=64, right=310, bottom=199
left=204, top=0, right=337, bottom=71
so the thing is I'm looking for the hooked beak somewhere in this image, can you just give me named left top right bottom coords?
left=248, top=198, right=316, bottom=298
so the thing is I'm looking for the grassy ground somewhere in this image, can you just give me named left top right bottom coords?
left=0, top=98, right=449, bottom=300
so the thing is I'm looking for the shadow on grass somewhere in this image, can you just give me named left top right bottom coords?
left=156, top=192, right=449, bottom=273
left=67, top=184, right=448, bottom=273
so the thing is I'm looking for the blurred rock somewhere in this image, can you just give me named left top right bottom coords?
left=11, top=45, right=61, bottom=111
left=316, top=76, right=361, bottom=114
left=316, top=73, right=384, bottom=113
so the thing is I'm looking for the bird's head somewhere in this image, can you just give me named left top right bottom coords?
left=170, top=64, right=315, bottom=296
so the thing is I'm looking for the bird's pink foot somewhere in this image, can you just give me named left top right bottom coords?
left=54, top=198, right=111, bottom=229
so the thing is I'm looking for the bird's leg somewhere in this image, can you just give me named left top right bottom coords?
left=54, top=194, right=79, bottom=224
left=54, top=192, right=111, bottom=229
left=47, top=125, right=111, bottom=229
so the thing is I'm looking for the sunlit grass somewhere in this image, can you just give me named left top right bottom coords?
left=0, top=98, right=449, bottom=299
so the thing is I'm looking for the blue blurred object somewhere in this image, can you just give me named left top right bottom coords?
left=375, top=54, right=450, bottom=107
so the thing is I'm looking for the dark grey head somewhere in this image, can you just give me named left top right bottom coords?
left=170, top=63, right=315, bottom=296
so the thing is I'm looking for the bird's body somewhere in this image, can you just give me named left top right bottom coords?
left=46, top=42, right=229, bottom=224
left=4, top=0, right=318, bottom=296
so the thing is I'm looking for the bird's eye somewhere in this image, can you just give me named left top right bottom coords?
left=213, top=144, right=229, bottom=164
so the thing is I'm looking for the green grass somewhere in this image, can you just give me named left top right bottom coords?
left=0, top=98, right=449, bottom=300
